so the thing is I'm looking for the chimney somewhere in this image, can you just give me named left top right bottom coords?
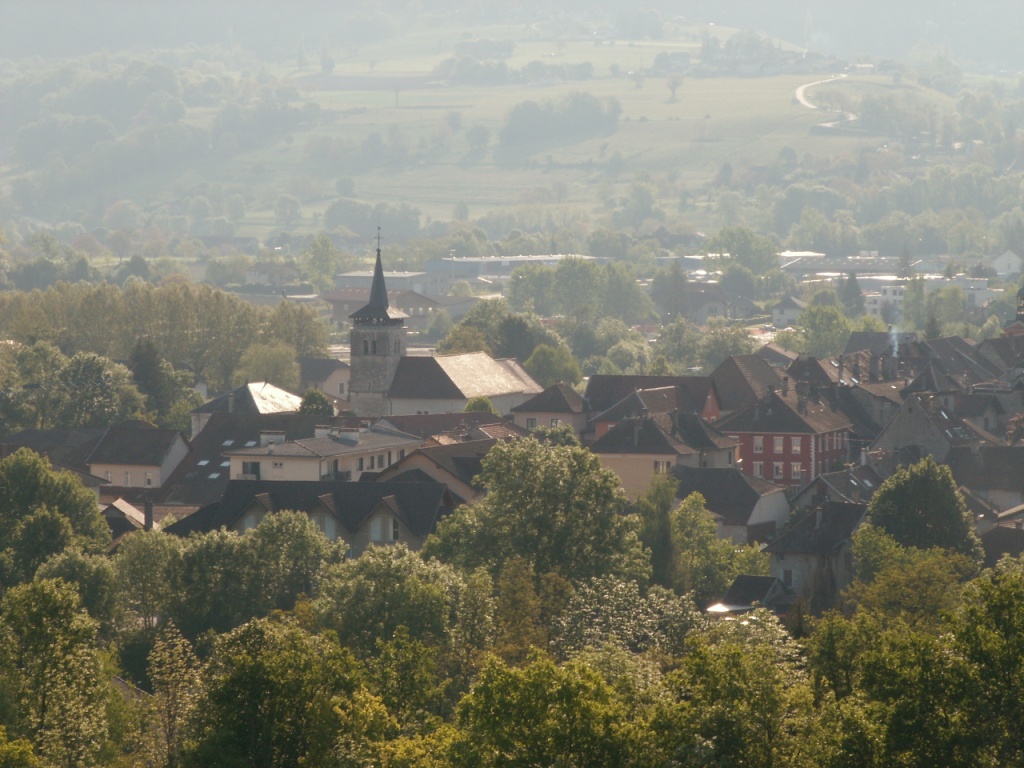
left=260, top=430, right=286, bottom=447
left=860, top=447, right=868, bottom=467
left=782, top=376, right=789, bottom=397
left=144, top=501, right=154, bottom=532
left=815, top=506, right=823, bottom=530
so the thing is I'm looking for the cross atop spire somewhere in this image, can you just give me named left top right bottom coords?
left=349, top=232, right=407, bottom=325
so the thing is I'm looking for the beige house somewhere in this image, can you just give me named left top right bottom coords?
left=510, top=382, right=588, bottom=435
left=299, top=357, right=350, bottom=400
left=86, top=424, right=189, bottom=497
left=372, top=439, right=496, bottom=505
left=223, top=424, right=424, bottom=482
left=590, top=415, right=738, bottom=499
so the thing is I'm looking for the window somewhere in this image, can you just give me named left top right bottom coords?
left=753, top=435, right=763, bottom=453
left=728, top=450, right=734, bottom=465
left=791, top=437, right=801, bottom=454
left=387, top=451, right=392, bottom=466
left=363, top=340, right=369, bottom=355
left=526, top=417, right=537, bottom=429
left=791, top=463, right=802, bottom=481
left=551, top=418, right=561, bottom=427
left=774, top=462, right=784, bottom=480
left=357, top=457, right=364, bottom=472
left=753, top=462, right=763, bottom=478
left=104, top=470, right=113, bottom=482
left=124, top=471, right=132, bottom=487
left=371, top=340, right=378, bottom=354
left=783, top=569, right=793, bottom=588
left=653, top=460, right=671, bottom=474
left=399, top=449, right=405, bottom=460
left=773, top=436, right=784, bottom=453
left=339, top=382, right=345, bottom=395
left=272, top=461, right=283, bottom=469
left=378, top=453, right=385, bottom=468
left=369, top=455, right=375, bottom=469
left=392, top=518, right=401, bottom=541
left=242, top=461, right=260, bottom=479
left=145, top=472, right=153, bottom=487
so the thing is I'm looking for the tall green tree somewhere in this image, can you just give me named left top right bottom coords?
left=866, top=457, right=982, bottom=563
left=523, top=344, right=582, bottom=388
left=0, top=579, right=107, bottom=768
left=798, top=304, right=852, bottom=359
left=423, top=437, right=650, bottom=586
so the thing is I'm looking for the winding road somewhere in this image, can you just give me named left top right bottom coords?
left=794, top=72, right=848, bottom=110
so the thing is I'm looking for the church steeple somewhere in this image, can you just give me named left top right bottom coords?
left=350, top=231, right=407, bottom=325
left=348, top=233, right=407, bottom=416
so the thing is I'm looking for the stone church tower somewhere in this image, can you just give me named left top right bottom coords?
left=348, top=246, right=407, bottom=416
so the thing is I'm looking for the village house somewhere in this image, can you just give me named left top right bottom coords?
left=371, top=439, right=497, bottom=505
left=771, top=295, right=806, bottom=329
left=672, top=465, right=790, bottom=544
left=190, top=381, right=302, bottom=437
left=591, top=414, right=738, bottom=499
left=716, top=382, right=852, bottom=489
left=764, top=501, right=867, bottom=613
left=223, top=424, right=423, bottom=483
left=165, top=480, right=454, bottom=557
left=299, top=357, right=350, bottom=401
left=510, top=382, right=589, bottom=435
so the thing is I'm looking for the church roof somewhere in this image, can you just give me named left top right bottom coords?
left=388, top=353, right=542, bottom=401
left=349, top=248, right=408, bottom=322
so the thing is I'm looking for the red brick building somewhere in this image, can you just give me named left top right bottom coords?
left=716, top=385, right=852, bottom=490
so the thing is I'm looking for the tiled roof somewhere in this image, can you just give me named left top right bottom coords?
left=756, top=342, right=800, bottom=368
left=192, top=382, right=302, bottom=416
left=511, top=382, right=587, bottom=414
left=298, top=357, right=348, bottom=383
left=672, top=465, right=786, bottom=527
left=377, top=412, right=510, bottom=439
left=165, top=480, right=451, bottom=539
left=223, top=427, right=421, bottom=459
left=156, top=412, right=356, bottom=507
left=764, top=501, right=866, bottom=556
left=86, top=425, right=184, bottom=467
left=710, top=355, right=783, bottom=412
left=716, top=389, right=852, bottom=436
left=590, top=417, right=694, bottom=456
left=584, top=375, right=712, bottom=415
left=388, top=353, right=541, bottom=400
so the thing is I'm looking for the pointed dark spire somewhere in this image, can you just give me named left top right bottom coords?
left=368, top=241, right=389, bottom=313
left=349, top=230, right=407, bottom=324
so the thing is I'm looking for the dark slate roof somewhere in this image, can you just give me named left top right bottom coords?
left=165, top=480, right=451, bottom=538
left=511, top=382, right=587, bottom=414
left=790, top=464, right=886, bottom=507
left=299, top=357, right=349, bottom=383
left=591, top=417, right=694, bottom=457
left=223, top=427, right=420, bottom=459
left=349, top=249, right=408, bottom=322
left=903, top=360, right=962, bottom=395
left=86, top=425, right=184, bottom=467
left=716, top=575, right=789, bottom=611
left=191, top=382, right=302, bottom=415
left=976, top=335, right=1024, bottom=371
left=844, top=331, right=918, bottom=356
left=923, top=336, right=1002, bottom=384
left=709, top=355, right=783, bottom=412
left=947, top=445, right=1024, bottom=492
left=672, top=465, right=786, bottom=527
left=773, top=295, right=807, bottom=312
left=756, top=342, right=800, bottom=368
left=764, top=501, right=867, bottom=556
left=1, top=428, right=106, bottom=473
left=377, top=412, right=510, bottom=439
left=716, top=389, right=852, bottom=436
left=670, top=412, right=738, bottom=451
left=388, top=357, right=468, bottom=399
left=584, top=375, right=710, bottom=415
left=982, top=524, right=1024, bottom=569
left=785, top=356, right=837, bottom=387
left=156, top=412, right=356, bottom=507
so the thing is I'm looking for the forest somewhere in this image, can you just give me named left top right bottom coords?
left=0, top=433, right=1018, bottom=767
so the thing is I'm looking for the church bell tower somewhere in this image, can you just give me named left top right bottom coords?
left=348, top=239, right=407, bottom=416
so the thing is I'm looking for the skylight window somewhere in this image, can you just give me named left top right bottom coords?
left=222, top=440, right=234, bottom=446
left=197, top=460, right=209, bottom=466
left=208, top=472, right=220, bottom=479
left=245, top=441, right=257, bottom=447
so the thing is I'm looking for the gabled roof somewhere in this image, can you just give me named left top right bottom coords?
left=773, top=295, right=807, bottom=312
left=789, top=463, right=887, bottom=507
left=708, top=575, right=792, bottom=614
left=764, top=501, right=867, bottom=556
left=923, top=336, right=1002, bottom=384
left=844, top=331, right=918, bottom=357
left=156, top=412, right=357, bottom=506
left=584, top=375, right=712, bottom=415
left=591, top=417, right=695, bottom=457
left=976, top=335, right=1024, bottom=371
left=672, top=465, right=786, bottom=527
left=716, top=389, right=852, bottom=436
left=785, top=356, right=837, bottom=387
left=903, top=359, right=963, bottom=394
left=165, top=480, right=451, bottom=539
left=376, top=412, right=511, bottom=440
left=756, top=342, right=800, bottom=368
left=709, top=355, right=783, bottom=412
left=377, top=439, right=496, bottom=493
left=86, top=424, right=184, bottom=467
left=511, top=382, right=586, bottom=414
left=388, top=353, right=541, bottom=400
left=298, top=357, right=349, bottom=383
left=191, top=382, right=302, bottom=416
left=1, top=428, right=106, bottom=473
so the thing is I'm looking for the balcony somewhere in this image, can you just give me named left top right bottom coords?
left=235, top=473, right=260, bottom=481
